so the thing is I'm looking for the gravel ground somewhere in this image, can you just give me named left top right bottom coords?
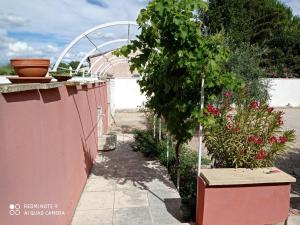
left=275, top=108, right=300, bottom=215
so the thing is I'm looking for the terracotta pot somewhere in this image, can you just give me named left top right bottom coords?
left=10, top=58, right=50, bottom=77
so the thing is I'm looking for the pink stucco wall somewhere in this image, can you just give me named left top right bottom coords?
left=0, top=82, right=108, bottom=225
left=196, top=177, right=291, bottom=225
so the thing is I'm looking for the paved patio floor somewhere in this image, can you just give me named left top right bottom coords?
left=71, top=134, right=192, bottom=225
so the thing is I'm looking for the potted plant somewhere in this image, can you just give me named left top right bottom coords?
left=203, top=92, right=295, bottom=168
left=49, top=72, right=72, bottom=82
left=196, top=92, right=296, bottom=225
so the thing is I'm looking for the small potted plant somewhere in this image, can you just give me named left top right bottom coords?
left=49, top=72, right=72, bottom=82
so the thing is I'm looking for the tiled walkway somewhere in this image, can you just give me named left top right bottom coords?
left=71, top=134, right=191, bottom=225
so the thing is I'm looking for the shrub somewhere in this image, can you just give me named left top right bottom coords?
left=131, top=130, right=159, bottom=157
left=132, top=129, right=211, bottom=221
left=204, top=94, right=295, bottom=168
left=225, top=43, right=270, bottom=103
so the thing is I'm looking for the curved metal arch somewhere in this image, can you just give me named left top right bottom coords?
left=75, top=38, right=130, bottom=73
left=52, top=21, right=138, bottom=71
left=94, top=55, right=120, bottom=74
left=88, top=50, right=115, bottom=74
left=98, top=59, right=128, bottom=77
left=97, top=59, right=129, bottom=78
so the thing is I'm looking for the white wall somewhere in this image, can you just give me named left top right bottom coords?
left=109, top=78, right=300, bottom=109
left=267, top=78, right=300, bottom=107
left=110, top=78, right=146, bottom=110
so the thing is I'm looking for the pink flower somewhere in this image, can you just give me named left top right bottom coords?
left=269, top=136, right=277, bottom=144
left=247, top=135, right=263, bottom=145
left=224, top=90, right=232, bottom=97
left=207, top=104, right=220, bottom=116
left=255, top=137, right=263, bottom=145
left=277, top=111, right=284, bottom=125
left=250, top=101, right=260, bottom=110
left=278, top=136, right=288, bottom=143
left=267, top=107, right=274, bottom=113
left=247, top=135, right=256, bottom=142
left=256, top=149, right=268, bottom=160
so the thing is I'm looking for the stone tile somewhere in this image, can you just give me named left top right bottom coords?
left=77, top=192, right=114, bottom=210
left=85, top=177, right=116, bottom=192
left=149, top=205, right=182, bottom=225
left=114, top=190, right=149, bottom=209
left=113, top=207, right=152, bottom=225
left=71, top=209, right=113, bottom=225
left=115, top=179, right=146, bottom=191
left=142, top=178, right=176, bottom=191
left=148, top=189, right=181, bottom=209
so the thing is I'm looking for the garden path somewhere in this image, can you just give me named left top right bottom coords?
left=71, top=110, right=192, bottom=225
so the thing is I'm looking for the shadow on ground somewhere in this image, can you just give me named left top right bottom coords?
left=90, top=134, right=184, bottom=223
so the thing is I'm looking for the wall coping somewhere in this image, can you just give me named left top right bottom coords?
left=0, top=80, right=106, bottom=94
left=200, top=167, right=296, bottom=186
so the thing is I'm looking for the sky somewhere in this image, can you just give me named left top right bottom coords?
left=0, top=0, right=299, bottom=66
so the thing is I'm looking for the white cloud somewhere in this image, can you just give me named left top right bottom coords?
left=8, top=42, right=33, bottom=53
left=0, top=0, right=146, bottom=65
left=46, top=44, right=59, bottom=53
left=7, top=41, right=42, bottom=57
left=0, top=13, right=30, bottom=27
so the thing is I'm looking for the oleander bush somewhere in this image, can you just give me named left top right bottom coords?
left=203, top=92, right=295, bottom=168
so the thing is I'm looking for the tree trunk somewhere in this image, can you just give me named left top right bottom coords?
left=175, top=141, right=182, bottom=190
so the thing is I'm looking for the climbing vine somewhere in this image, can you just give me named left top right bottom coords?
left=114, top=0, right=243, bottom=183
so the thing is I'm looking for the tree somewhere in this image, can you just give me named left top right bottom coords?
left=0, top=64, right=14, bottom=75
left=115, top=0, right=242, bottom=187
left=205, top=0, right=300, bottom=77
left=68, top=61, right=81, bottom=70
left=225, top=43, right=269, bottom=102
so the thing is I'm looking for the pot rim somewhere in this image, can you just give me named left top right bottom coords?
left=10, top=58, right=50, bottom=61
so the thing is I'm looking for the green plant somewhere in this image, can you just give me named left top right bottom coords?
left=0, top=64, right=14, bottom=75
left=205, top=0, right=300, bottom=77
left=203, top=94, right=295, bottom=168
left=131, top=128, right=211, bottom=221
left=225, top=43, right=270, bottom=103
left=115, top=0, right=242, bottom=182
left=131, top=130, right=159, bottom=157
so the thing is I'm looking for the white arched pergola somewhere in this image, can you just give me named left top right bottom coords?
left=98, top=59, right=128, bottom=77
left=52, top=21, right=138, bottom=77
left=75, top=39, right=128, bottom=73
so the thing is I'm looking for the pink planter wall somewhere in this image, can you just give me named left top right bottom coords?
left=196, top=177, right=291, bottom=225
left=0, top=82, right=108, bottom=225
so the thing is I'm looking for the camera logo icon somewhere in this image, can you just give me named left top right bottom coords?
left=9, top=204, right=21, bottom=216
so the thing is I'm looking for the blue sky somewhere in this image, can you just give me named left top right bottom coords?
left=0, top=0, right=299, bottom=66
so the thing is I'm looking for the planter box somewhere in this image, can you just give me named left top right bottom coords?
left=196, top=167, right=296, bottom=225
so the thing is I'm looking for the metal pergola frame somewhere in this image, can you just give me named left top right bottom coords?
left=52, top=21, right=138, bottom=72
left=97, top=59, right=128, bottom=77
left=75, top=39, right=129, bottom=73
